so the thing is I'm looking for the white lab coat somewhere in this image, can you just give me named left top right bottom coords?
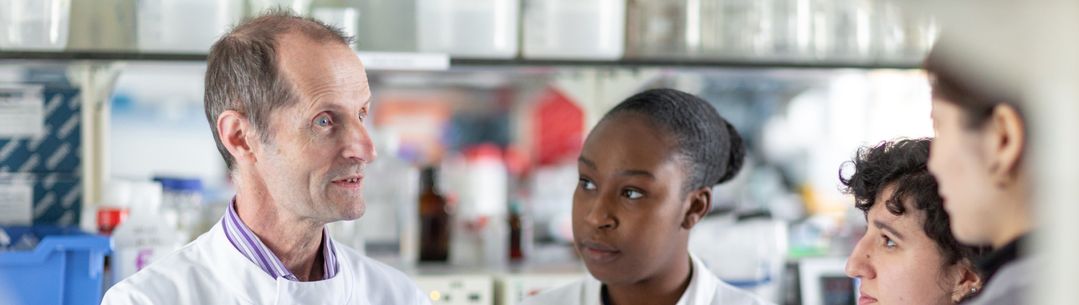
left=520, top=254, right=772, bottom=305
left=101, top=221, right=431, bottom=305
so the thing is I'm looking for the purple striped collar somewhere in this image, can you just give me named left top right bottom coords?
left=220, top=198, right=339, bottom=281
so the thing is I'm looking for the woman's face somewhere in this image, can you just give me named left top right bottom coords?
left=927, top=100, right=998, bottom=245
left=573, top=114, right=693, bottom=286
left=846, top=185, right=962, bottom=305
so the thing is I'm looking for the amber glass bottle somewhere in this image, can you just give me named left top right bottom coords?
left=418, top=167, right=450, bottom=262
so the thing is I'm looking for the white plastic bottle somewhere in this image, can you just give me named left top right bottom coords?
left=449, top=145, right=508, bottom=268
left=109, top=180, right=178, bottom=284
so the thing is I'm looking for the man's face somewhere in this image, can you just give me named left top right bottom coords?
left=252, top=32, right=376, bottom=224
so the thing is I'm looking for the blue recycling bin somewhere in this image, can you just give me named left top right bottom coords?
left=0, top=226, right=111, bottom=305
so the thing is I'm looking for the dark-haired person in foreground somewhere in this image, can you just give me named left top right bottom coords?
left=841, top=139, right=989, bottom=305
left=102, top=10, right=429, bottom=305
left=925, top=42, right=1034, bottom=305
left=521, top=89, right=770, bottom=305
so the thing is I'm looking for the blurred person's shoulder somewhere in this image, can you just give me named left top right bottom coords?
left=962, top=255, right=1038, bottom=305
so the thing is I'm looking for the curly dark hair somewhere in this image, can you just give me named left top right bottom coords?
left=839, top=138, right=988, bottom=266
left=602, top=88, right=746, bottom=193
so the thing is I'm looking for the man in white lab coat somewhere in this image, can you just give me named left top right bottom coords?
left=101, top=10, right=429, bottom=305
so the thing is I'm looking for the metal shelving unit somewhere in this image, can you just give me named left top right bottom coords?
left=0, top=48, right=923, bottom=230
left=0, top=51, right=921, bottom=70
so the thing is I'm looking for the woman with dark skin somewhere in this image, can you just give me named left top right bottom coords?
left=522, top=89, right=769, bottom=305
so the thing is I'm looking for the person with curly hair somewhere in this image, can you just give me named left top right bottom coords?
left=841, top=139, right=989, bottom=305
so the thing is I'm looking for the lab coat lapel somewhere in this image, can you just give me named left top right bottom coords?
left=582, top=277, right=604, bottom=305
left=676, top=254, right=719, bottom=305
left=204, top=222, right=280, bottom=304
left=274, top=260, right=356, bottom=305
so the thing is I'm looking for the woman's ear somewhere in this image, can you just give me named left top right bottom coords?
left=951, top=261, right=984, bottom=303
left=682, top=187, right=712, bottom=229
left=984, top=104, right=1026, bottom=186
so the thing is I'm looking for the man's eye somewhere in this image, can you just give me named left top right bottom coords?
left=314, top=114, right=333, bottom=127
left=622, top=189, right=643, bottom=199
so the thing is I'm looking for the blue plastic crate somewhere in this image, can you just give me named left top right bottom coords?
left=0, top=226, right=111, bottom=305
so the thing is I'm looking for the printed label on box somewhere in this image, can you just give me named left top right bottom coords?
left=0, top=185, right=33, bottom=225
left=0, top=85, right=45, bottom=138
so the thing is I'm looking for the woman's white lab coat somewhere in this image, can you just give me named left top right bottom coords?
left=520, top=254, right=772, bottom=305
left=101, top=221, right=430, bottom=305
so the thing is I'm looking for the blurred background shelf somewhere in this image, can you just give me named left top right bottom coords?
left=0, top=51, right=920, bottom=70
left=0, top=0, right=943, bottom=304
left=0, top=51, right=207, bottom=61
left=450, top=58, right=920, bottom=70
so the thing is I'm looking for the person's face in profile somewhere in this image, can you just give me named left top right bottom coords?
left=251, top=33, right=376, bottom=223
left=845, top=185, right=966, bottom=305
left=927, top=99, right=997, bottom=245
left=573, top=113, right=693, bottom=285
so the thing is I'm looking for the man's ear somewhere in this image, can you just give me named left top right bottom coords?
left=983, top=104, right=1026, bottom=185
left=682, top=187, right=712, bottom=229
left=217, top=110, right=258, bottom=166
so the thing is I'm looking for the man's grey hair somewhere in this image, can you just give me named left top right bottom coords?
left=204, top=9, right=353, bottom=170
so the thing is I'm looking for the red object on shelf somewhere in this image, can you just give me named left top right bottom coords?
left=96, top=207, right=129, bottom=236
left=504, top=147, right=529, bottom=177
left=465, top=143, right=503, bottom=162
left=532, top=87, right=584, bottom=166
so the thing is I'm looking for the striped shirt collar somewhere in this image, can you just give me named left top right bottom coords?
left=220, top=198, right=339, bottom=281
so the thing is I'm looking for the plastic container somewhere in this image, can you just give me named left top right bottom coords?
left=0, top=226, right=111, bottom=305
left=449, top=144, right=509, bottom=267
left=0, top=0, right=71, bottom=50
left=811, top=0, right=876, bottom=62
left=627, top=0, right=812, bottom=60
left=770, top=0, right=814, bottom=61
left=522, top=0, right=625, bottom=59
left=416, top=0, right=518, bottom=58
left=154, top=177, right=203, bottom=243
left=353, top=0, right=417, bottom=52
left=625, top=0, right=690, bottom=58
left=698, top=0, right=776, bottom=59
left=108, top=180, right=177, bottom=285
left=874, top=0, right=937, bottom=63
left=136, top=0, right=242, bottom=53
left=461, top=145, right=507, bottom=217
left=95, top=180, right=136, bottom=236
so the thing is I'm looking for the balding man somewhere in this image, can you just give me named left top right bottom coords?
left=102, top=11, right=430, bottom=304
